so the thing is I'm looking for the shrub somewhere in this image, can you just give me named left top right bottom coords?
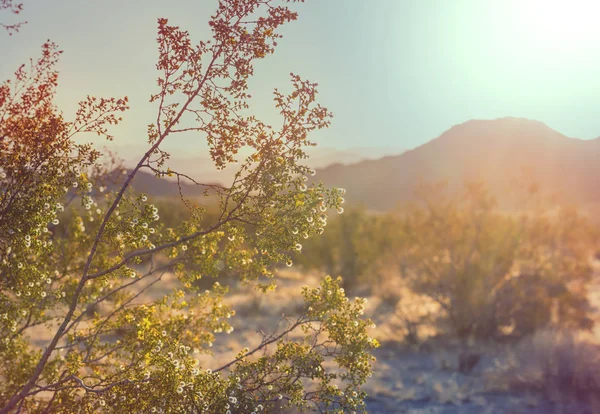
left=0, top=1, right=379, bottom=412
left=397, top=181, right=597, bottom=340
left=296, top=206, right=400, bottom=292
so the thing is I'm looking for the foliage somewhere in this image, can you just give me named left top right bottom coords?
left=296, top=206, right=398, bottom=291
left=299, top=180, right=597, bottom=341
left=0, top=0, right=25, bottom=34
left=0, top=1, right=378, bottom=412
left=397, top=181, right=597, bottom=340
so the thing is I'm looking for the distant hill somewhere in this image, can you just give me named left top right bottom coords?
left=314, top=117, right=600, bottom=211
left=104, top=169, right=219, bottom=199
left=114, top=145, right=404, bottom=185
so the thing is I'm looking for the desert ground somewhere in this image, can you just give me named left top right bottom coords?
left=26, top=262, right=600, bottom=414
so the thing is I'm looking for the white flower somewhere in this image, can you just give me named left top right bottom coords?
left=52, top=219, right=59, bottom=225
left=295, top=243, right=302, bottom=252
left=337, top=207, right=344, bottom=214
left=286, top=259, right=293, bottom=267
left=73, top=182, right=78, bottom=188
left=181, top=245, right=188, bottom=251
left=142, top=195, right=148, bottom=202
left=299, top=184, right=307, bottom=192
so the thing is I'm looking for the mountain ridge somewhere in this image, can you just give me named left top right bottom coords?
left=116, top=117, right=600, bottom=213
left=315, top=117, right=600, bottom=211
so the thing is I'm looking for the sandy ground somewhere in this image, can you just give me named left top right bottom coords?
left=205, top=267, right=600, bottom=413
left=22, top=264, right=600, bottom=413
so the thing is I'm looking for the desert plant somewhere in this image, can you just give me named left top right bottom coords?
left=296, top=206, right=399, bottom=291
left=397, top=181, right=596, bottom=340
left=0, top=1, right=379, bottom=412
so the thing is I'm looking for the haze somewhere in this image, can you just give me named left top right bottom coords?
left=2, top=0, right=600, bottom=161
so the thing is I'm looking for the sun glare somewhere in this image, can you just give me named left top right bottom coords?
left=519, top=0, right=600, bottom=53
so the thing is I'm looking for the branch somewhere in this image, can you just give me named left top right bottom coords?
left=213, top=315, right=314, bottom=373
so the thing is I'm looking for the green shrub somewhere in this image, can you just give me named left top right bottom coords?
left=0, top=1, right=379, bottom=412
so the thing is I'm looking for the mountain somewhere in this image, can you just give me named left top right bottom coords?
left=314, top=117, right=600, bottom=211
left=103, top=169, right=220, bottom=199
left=303, top=146, right=405, bottom=169
left=113, top=145, right=404, bottom=185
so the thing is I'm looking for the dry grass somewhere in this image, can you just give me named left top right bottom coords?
left=487, top=329, right=600, bottom=407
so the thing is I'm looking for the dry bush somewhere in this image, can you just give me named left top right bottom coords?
left=488, top=329, right=600, bottom=406
left=371, top=263, right=441, bottom=345
left=397, top=182, right=598, bottom=340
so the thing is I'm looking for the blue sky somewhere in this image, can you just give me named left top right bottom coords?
left=3, top=0, right=600, bottom=156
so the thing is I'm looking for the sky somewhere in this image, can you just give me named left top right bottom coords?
left=3, top=0, right=600, bottom=160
